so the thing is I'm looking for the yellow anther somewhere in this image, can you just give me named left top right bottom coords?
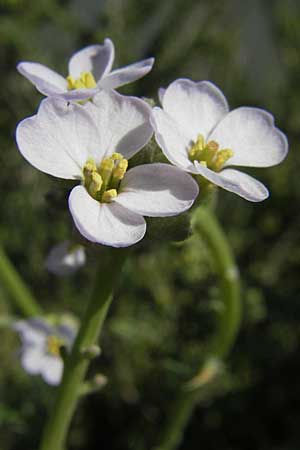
left=112, top=158, right=128, bottom=181
left=83, top=159, right=97, bottom=177
left=99, top=158, right=114, bottom=188
left=213, top=149, right=234, bottom=172
left=195, top=134, right=205, bottom=150
left=102, top=189, right=117, bottom=203
left=89, top=172, right=103, bottom=196
left=206, top=140, right=219, bottom=152
left=111, top=152, right=123, bottom=161
left=67, top=75, right=76, bottom=90
left=188, top=134, right=206, bottom=161
left=99, top=158, right=114, bottom=172
left=66, top=71, right=97, bottom=90
left=83, top=153, right=128, bottom=203
left=81, top=72, right=97, bottom=88
left=188, top=135, right=234, bottom=172
left=47, top=336, right=63, bottom=357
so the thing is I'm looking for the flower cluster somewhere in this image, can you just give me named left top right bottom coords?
left=16, top=38, right=288, bottom=248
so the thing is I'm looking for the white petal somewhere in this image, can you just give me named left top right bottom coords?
left=14, top=319, right=50, bottom=346
left=20, top=348, right=44, bottom=375
left=161, top=79, right=229, bottom=141
left=116, top=163, right=199, bottom=216
left=56, top=323, right=77, bottom=347
left=45, top=241, right=86, bottom=276
left=68, top=185, right=146, bottom=247
left=210, top=107, right=288, bottom=168
left=17, top=62, right=68, bottom=96
left=99, top=58, right=154, bottom=90
left=16, top=97, right=104, bottom=179
left=84, top=90, right=153, bottom=159
left=158, top=87, right=166, bottom=104
left=55, top=87, right=99, bottom=101
left=150, top=107, right=196, bottom=172
left=40, top=355, right=64, bottom=385
left=194, top=162, right=269, bottom=202
left=68, top=39, right=115, bottom=80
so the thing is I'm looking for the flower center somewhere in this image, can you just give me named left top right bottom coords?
left=83, top=153, right=128, bottom=203
left=46, top=335, right=64, bottom=357
left=188, top=134, right=234, bottom=172
left=66, top=71, right=97, bottom=90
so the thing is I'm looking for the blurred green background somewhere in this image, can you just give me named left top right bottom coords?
left=1, top=0, right=300, bottom=449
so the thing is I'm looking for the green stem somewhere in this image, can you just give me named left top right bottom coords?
left=155, top=206, right=241, bottom=450
left=0, top=245, right=42, bottom=317
left=39, top=248, right=127, bottom=450
left=194, top=207, right=241, bottom=359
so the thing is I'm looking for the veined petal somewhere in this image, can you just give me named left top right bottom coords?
left=116, top=163, right=199, bottom=216
left=16, top=97, right=104, bottom=179
left=210, top=107, right=288, bottom=168
left=69, top=185, right=146, bottom=247
left=151, top=108, right=196, bottom=172
left=17, top=62, right=68, bottom=96
left=41, top=355, right=64, bottom=386
left=99, top=57, right=154, bottom=90
left=161, top=79, right=229, bottom=141
left=194, top=162, right=269, bottom=202
left=84, top=90, right=153, bottom=159
left=68, top=39, right=115, bottom=80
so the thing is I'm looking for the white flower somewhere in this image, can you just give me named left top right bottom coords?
left=13, top=318, right=77, bottom=385
left=16, top=90, right=198, bottom=247
left=151, top=79, right=288, bottom=202
left=45, top=240, right=86, bottom=276
left=17, top=38, right=154, bottom=101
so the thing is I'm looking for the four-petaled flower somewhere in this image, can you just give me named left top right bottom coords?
left=151, top=79, right=288, bottom=202
left=17, top=38, right=154, bottom=101
left=16, top=90, right=199, bottom=247
left=14, top=318, right=77, bottom=385
left=45, top=240, right=86, bottom=276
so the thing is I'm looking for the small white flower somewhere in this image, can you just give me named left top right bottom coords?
left=16, top=90, right=198, bottom=247
left=151, top=79, right=288, bottom=202
left=45, top=240, right=86, bottom=276
left=14, top=318, right=77, bottom=385
left=17, top=38, right=154, bottom=101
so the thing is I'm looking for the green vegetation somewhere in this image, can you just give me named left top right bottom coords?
left=1, top=0, right=300, bottom=449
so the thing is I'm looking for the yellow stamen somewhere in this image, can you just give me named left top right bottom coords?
left=67, top=71, right=97, bottom=90
left=67, top=75, right=76, bottom=90
left=206, top=140, right=219, bottom=152
left=111, top=152, right=123, bottom=161
left=83, top=155, right=128, bottom=203
left=188, top=134, right=234, bottom=172
left=102, top=189, right=117, bottom=203
left=81, top=72, right=97, bottom=88
left=112, top=158, right=128, bottom=181
left=47, top=336, right=63, bottom=357
left=213, top=149, right=234, bottom=172
left=83, top=159, right=97, bottom=177
left=89, top=172, right=103, bottom=197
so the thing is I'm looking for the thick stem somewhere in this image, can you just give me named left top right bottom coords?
left=155, top=206, right=241, bottom=450
left=39, top=248, right=127, bottom=450
left=0, top=245, right=41, bottom=317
